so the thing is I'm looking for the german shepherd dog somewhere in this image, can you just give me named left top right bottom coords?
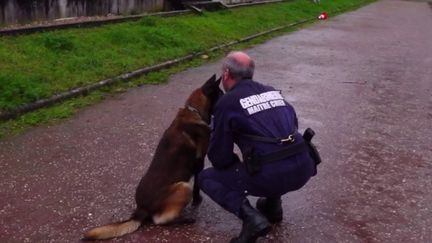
left=83, top=75, right=223, bottom=240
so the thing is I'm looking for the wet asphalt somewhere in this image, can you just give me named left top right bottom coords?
left=1, top=0, right=432, bottom=242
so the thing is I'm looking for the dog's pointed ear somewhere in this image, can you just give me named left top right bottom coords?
left=208, top=74, right=216, bottom=83
left=202, top=74, right=218, bottom=95
left=216, top=76, right=221, bottom=86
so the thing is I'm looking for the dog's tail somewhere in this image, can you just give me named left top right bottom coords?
left=82, top=218, right=141, bottom=240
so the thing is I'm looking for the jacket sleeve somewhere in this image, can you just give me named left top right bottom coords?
left=207, top=102, right=240, bottom=170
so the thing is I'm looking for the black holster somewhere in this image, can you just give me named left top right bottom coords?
left=244, top=146, right=262, bottom=175
left=303, top=128, right=322, bottom=176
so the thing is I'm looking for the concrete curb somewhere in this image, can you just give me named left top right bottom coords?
left=228, top=0, right=283, bottom=9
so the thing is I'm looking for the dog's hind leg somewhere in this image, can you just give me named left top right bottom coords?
left=152, top=182, right=193, bottom=225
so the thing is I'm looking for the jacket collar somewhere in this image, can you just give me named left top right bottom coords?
left=229, top=78, right=252, bottom=92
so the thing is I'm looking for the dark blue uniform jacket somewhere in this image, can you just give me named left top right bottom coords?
left=208, top=79, right=315, bottom=182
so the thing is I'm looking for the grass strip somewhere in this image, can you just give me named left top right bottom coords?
left=0, top=0, right=375, bottom=138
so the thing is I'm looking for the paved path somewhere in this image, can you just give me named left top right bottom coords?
left=1, top=0, right=431, bottom=242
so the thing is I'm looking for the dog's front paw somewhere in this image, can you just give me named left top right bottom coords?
left=192, top=194, right=203, bottom=207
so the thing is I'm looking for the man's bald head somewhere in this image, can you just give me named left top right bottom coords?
left=222, top=51, right=255, bottom=82
left=228, top=51, right=253, bottom=66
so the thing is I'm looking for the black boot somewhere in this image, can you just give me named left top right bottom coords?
left=230, top=199, right=271, bottom=243
left=256, top=197, right=283, bottom=223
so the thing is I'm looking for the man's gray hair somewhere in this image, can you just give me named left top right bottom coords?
left=222, top=55, right=255, bottom=81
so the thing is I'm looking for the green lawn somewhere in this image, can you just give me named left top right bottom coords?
left=0, top=0, right=374, bottom=137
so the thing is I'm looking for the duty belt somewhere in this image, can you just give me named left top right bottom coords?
left=239, top=128, right=321, bottom=176
left=238, top=133, right=297, bottom=145
left=254, top=141, right=308, bottom=163
left=238, top=132, right=307, bottom=164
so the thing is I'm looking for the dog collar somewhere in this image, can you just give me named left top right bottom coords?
left=186, top=105, right=205, bottom=122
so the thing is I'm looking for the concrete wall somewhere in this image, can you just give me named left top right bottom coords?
left=0, top=0, right=165, bottom=25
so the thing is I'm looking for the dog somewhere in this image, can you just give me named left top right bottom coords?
left=83, top=74, right=223, bottom=240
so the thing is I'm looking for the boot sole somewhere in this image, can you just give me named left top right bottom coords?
left=256, top=223, right=272, bottom=237
left=229, top=223, right=272, bottom=243
left=268, top=216, right=283, bottom=224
